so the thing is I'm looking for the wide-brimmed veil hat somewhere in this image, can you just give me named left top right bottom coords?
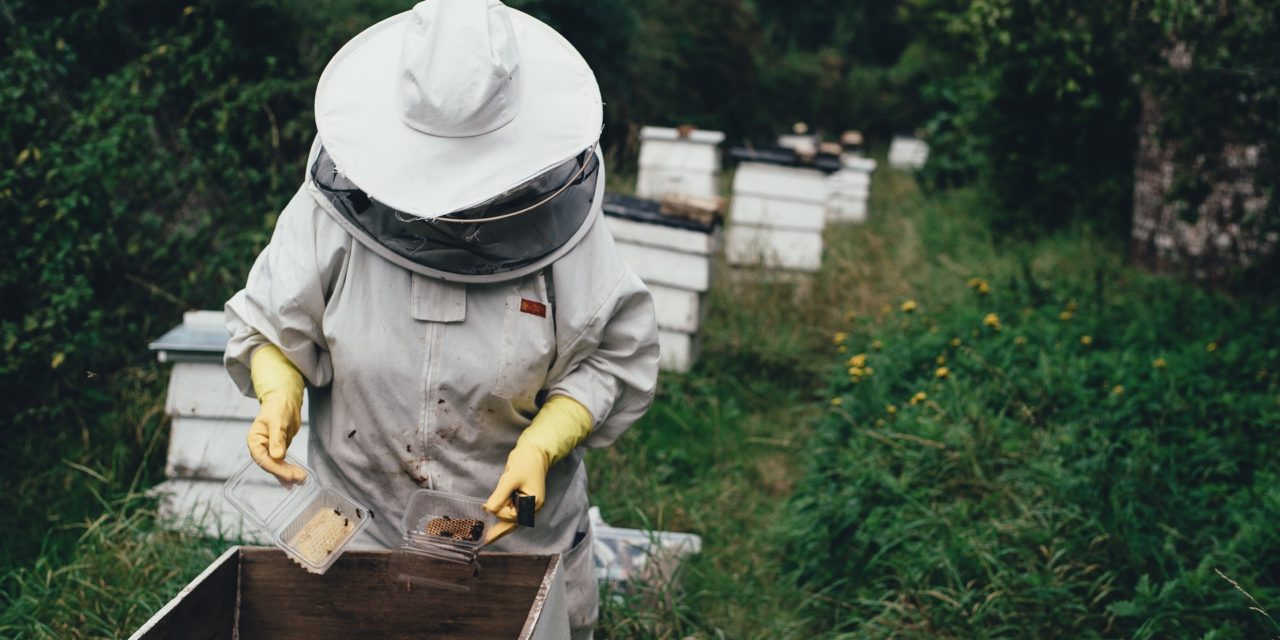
left=314, top=0, right=603, bottom=219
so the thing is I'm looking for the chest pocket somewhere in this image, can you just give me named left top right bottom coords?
left=492, top=272, right=557, bottom=408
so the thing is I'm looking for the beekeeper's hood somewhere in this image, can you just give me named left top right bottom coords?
left=306, top=0, right=604, bottom=283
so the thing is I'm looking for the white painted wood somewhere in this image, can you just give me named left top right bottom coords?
left=657, top=330, right=698, bottom=373
left=605, top=216, right=718, bottom=256
left=725, top=225, right=824, bottom=272
left=615, top=242, right=712, bottom=292
left=777, top=133, right=818, bottom=150
left=732, top=162, right=829, bottom=204
left=181, top=309, right=227, bottom=330
left=165, top=362, right=309, bottom=421
left=829, top=171, right=871, bottom=190
left=167, top=416, right=311, bottom=480
left=889, top=136, right=929, bottom=169
left=636, top=169, right=719, bottom=200
left=648, top=284, right=703, bottom=334
left=151, top=478, right=272, bottom=543
left=841, top=155, right=877, bottom=172
left=638, top=139, right=720, bottom=174
left=827, top=198, right=868, bottom=223
left=639, top=125, right=725, bottom=145
left=731, top=194, right=826, bottom=232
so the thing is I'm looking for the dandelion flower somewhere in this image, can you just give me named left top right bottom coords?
left=936, top=366, right=950, bottom=379
left=886, top=404, right=898, bottom=414
left=1059, top=310, right=1073, bottom=322
left=950, top=338, right=961, bottom=348
left=901, top=300, right=918, bottom=313
left=1112, top=385, right=1124, bottom=396
left=910, top=391, right=927, bottom=406
left=936, top=355, right=947, bottom=365
left=848, top=353, right=868, bottom=368
left=1153, top=358, right=1167, bottom=369
left=1014, top=336, right=1027, bottom=346
left=871, top=340, right=883, bottom=351
left=1206, top=342, right=1218, bottom=353
left=983, top=313, right=1002, bottom=331
left=830, top=397, right=843, bottom=407
left=967, top=277, right=991, bottom=295
left=1080, top=335, right=1093, bottom=346
left=833, top=331, right=848, bottom=345
left=837, top=345, right=848, bottom=354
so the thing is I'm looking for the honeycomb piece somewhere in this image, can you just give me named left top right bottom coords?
left=290, top=508, right=355, bottom=567
left=424, top=515, right=484, bottom=542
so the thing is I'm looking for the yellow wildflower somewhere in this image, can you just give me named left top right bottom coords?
left=936, top=366, right=950, bottom=379
left=967, top=277, right=991, bottom=295
left=847, top=366, right=863, bottom=377
left=833, top=331, right=848, bottom=345
left=1153, top=358, right=1167, bottom=369
left=936, top=355, right=947, bottom=365
left=910, top=391, right=927, bottom=406
left=950, top=338, right=961, bottom=348
left=1080, top=335, right=1093, bottom=346
left=848, top=353, right=868, bottom=367
left=830, top=397, right=843, bottom=407
left=837, top=345, right=848, bottom=354
left=1112, top=385, right=1125, bottom=396
left=1206, top=342, right=1218, bottom=353
left=983, top=313, right=1002, bottom=331
left=871, top=340, right=883, bottom=351
left=875, top=419, right=886, bottom=428
left=1014, top=336, right=1027, bottom=346
left=901, top=300, right=918, bottom=313
left=864, top=367, right=874, bottom=375
left=1059, top=310, right=1073, bottom=322
left=183, top=5, right=195, bottom=15
left=886, top=404, right=898, bottom=415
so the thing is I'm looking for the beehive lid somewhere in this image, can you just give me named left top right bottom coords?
left=639, top=125, right=725, bottom=145
left=728, top=146, right=841, bottom=174
left=149, top=310, right=229, bottom=363
left=603, top=193, right=717, bottom=233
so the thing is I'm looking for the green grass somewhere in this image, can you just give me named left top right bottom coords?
left=3, top=166, right=1277, bottom=638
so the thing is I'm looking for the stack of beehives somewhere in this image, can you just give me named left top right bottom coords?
left=888, top=134, right=929, bottom=170
left=148, top=310, right=310, bottom=540
left=604, top=194, right=720, bottom=373
left=636, top=125, right=724, bottom=200
left=724, top=147, right=840, bottom=273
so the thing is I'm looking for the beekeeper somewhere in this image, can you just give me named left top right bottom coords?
left=222, top=1, right=658, bottom=636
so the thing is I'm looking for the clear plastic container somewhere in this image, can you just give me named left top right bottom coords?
left=389, top=489, right=498, bottom=591
left=222, top=456, right=371, bottom=575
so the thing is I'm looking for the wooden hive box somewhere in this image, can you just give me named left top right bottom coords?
left=603, top=193, right=720, bottom=373
left=130, top=547, right=569, bottom=640
left=888, top=135, right=929, bottom=170
left=725, top=148, right=840, bottom=273
left=635, top=125, right=724, bottom=200
left=148, top=311, right=311, bottom=540
left=827, top=155, right=876, bottom=224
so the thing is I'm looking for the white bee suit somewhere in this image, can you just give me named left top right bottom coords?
left=224, top=153, right=659, bottom=635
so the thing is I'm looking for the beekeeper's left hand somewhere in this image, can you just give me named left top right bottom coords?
left=483, top=395, right=592, bottom=544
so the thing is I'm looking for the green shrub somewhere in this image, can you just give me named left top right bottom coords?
left=786, top=266, right=1280, bottom=637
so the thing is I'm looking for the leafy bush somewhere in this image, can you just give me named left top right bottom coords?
left=786, top=266, right=1280, bottom=637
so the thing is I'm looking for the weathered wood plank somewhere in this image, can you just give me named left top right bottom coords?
left=649, top=284, right=703, bottom=334
left=637, top=139, right=720, bottom=174
left=636, top=169, right=719, bottom=200
left=658, top=329, right=699, bottom=373
left=128, top=546, right=239, bottom=640
left=828, top=198, right=868, bottom=223
left=237, top=548, right=565, bottom=639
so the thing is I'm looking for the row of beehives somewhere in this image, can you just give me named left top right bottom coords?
left=614, top=126, right=897, bottom=373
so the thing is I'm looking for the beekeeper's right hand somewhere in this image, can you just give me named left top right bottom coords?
left=247, top=344, right=308, bottom=483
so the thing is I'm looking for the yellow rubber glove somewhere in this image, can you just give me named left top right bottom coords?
left=483, top=395, right=593, bottom=544
left=247, top=344, right=307, bottom=483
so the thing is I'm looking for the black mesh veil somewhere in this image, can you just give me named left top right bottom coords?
left=310, top=146, right=599, bottom=278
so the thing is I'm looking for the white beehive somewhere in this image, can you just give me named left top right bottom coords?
left=604, top=194, right=720, bottom=373
left=636, top=126, right=724, bottom=200
left=888, top=135, right=929, bottom=170
left=827, top=155, right=876, bottom=223
left=148, top=310, right=310, bottom=541
left=726, top=155, right=833, bottom=272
